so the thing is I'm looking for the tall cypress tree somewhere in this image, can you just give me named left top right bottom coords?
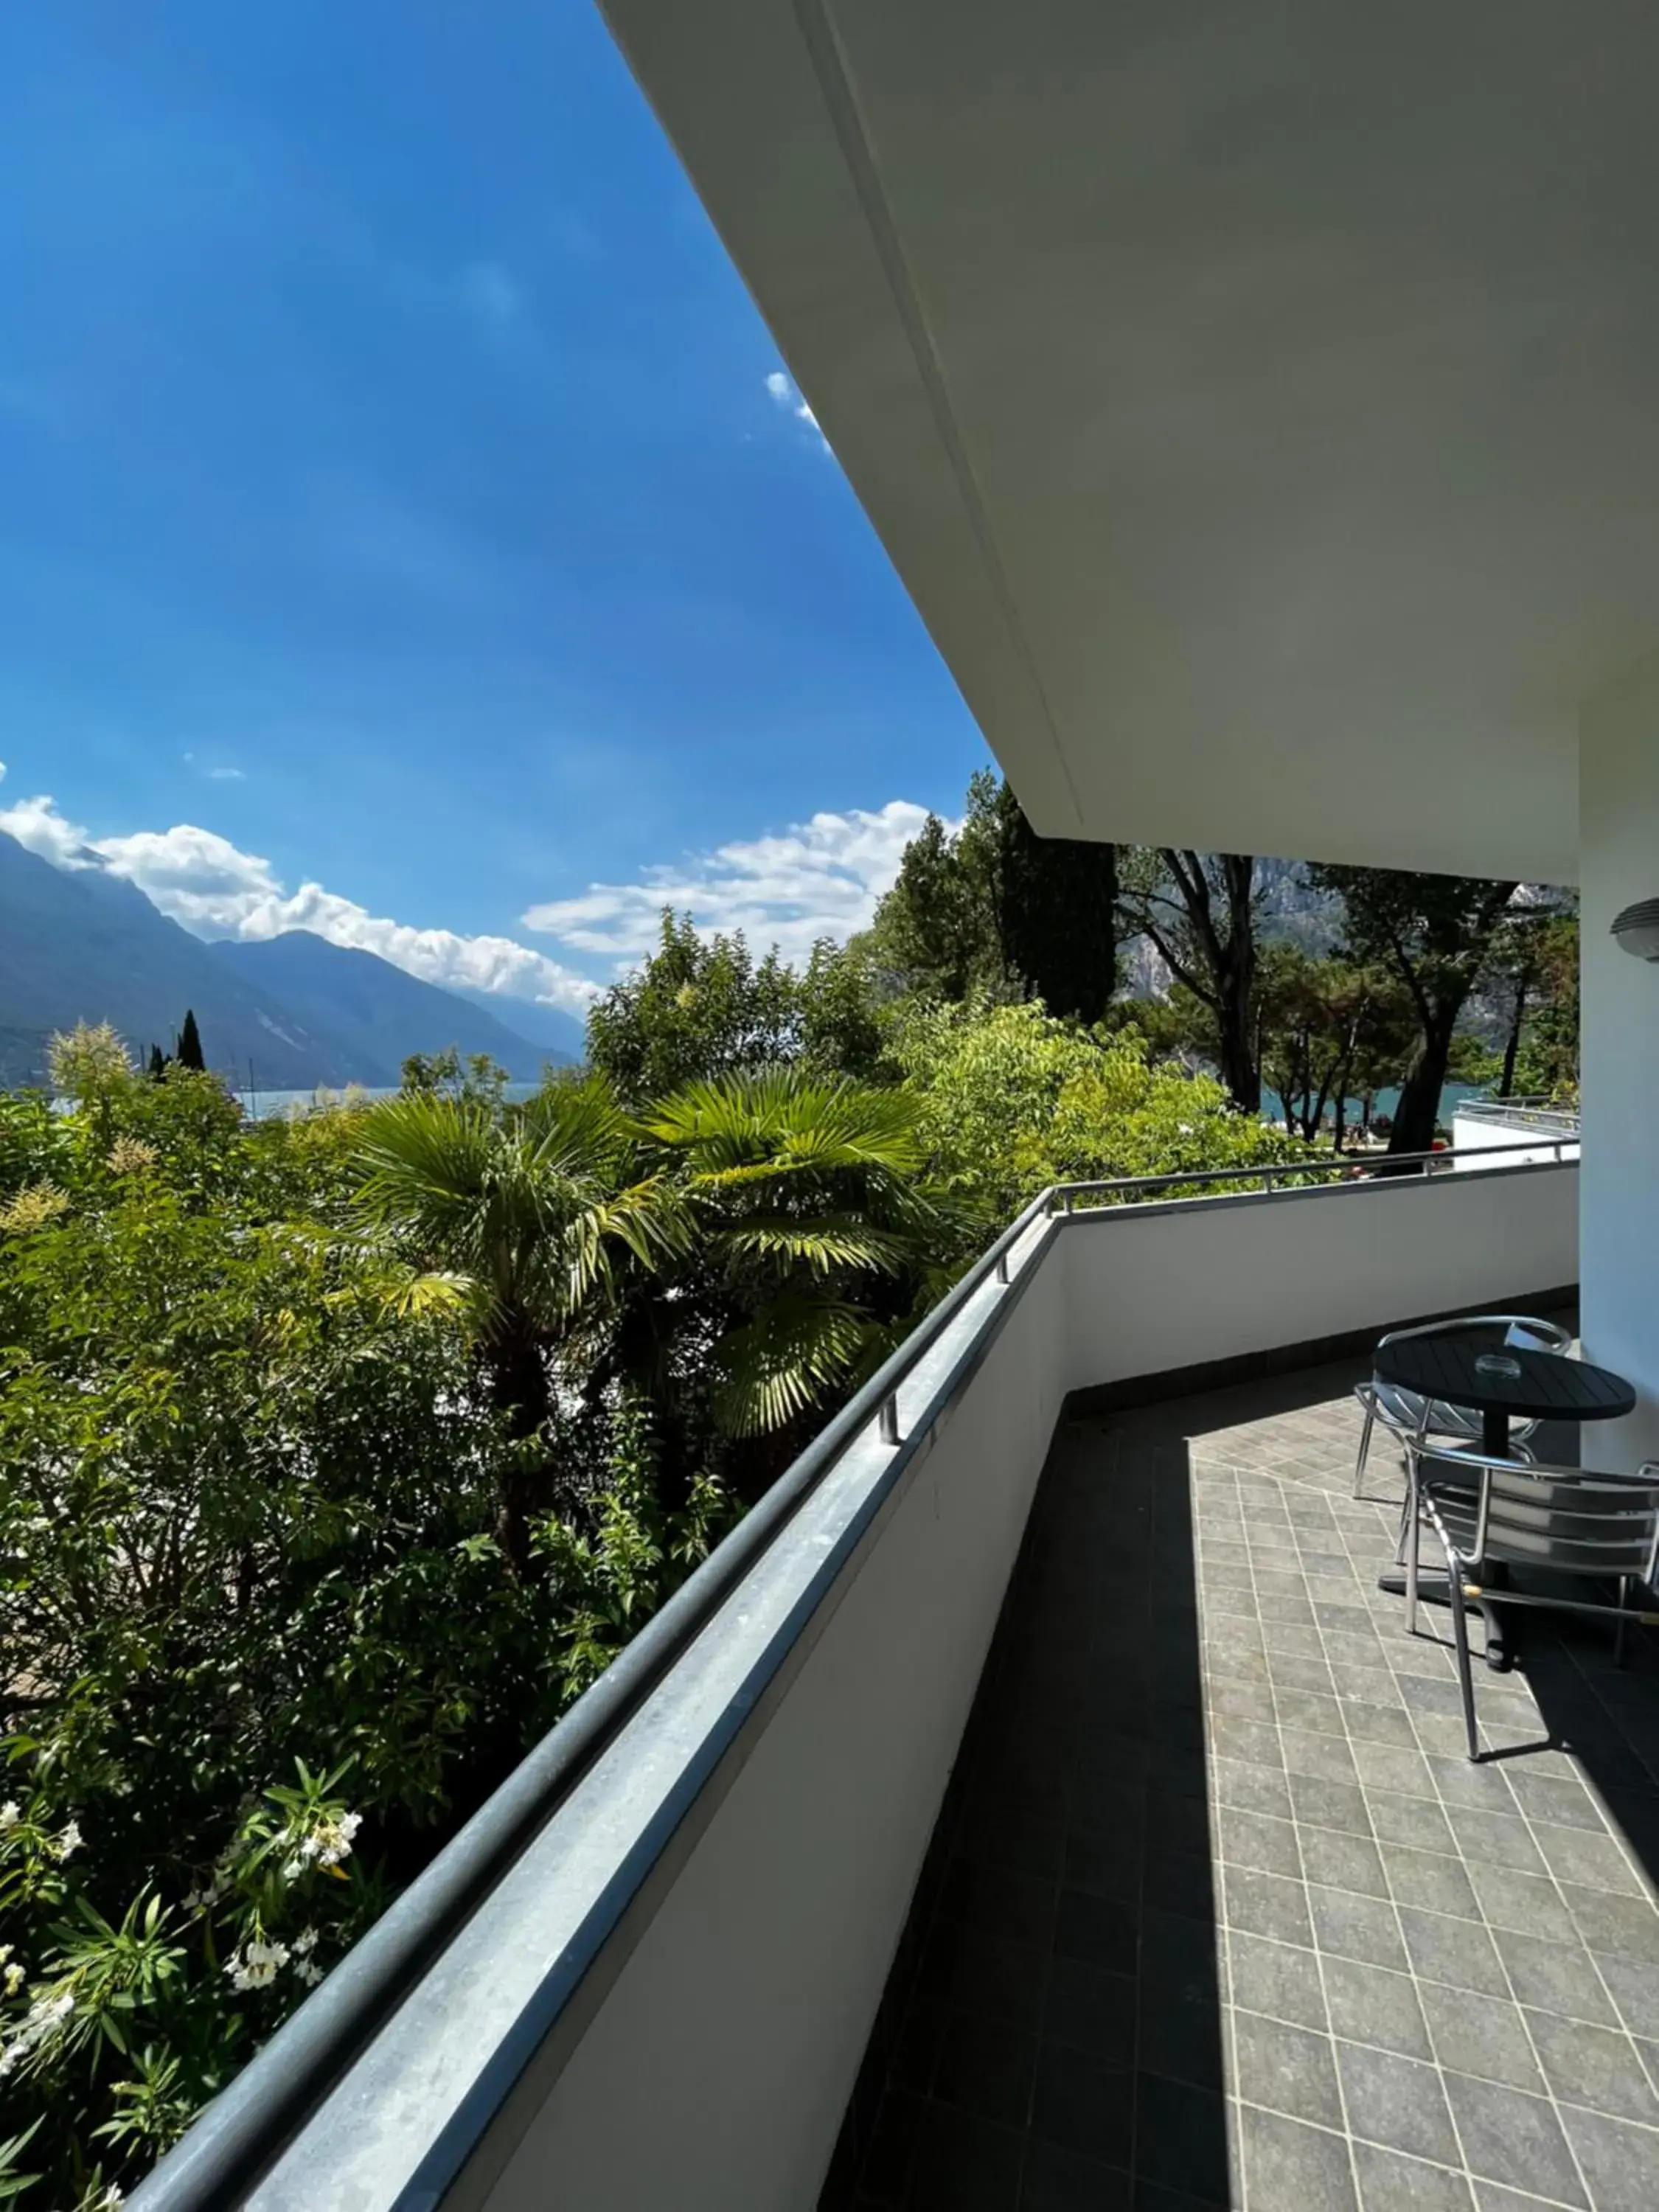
left=175, top=1009, right=206, bottom=1071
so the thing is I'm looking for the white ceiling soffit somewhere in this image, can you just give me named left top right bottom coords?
left=599, top=0, right=1659, bottom=885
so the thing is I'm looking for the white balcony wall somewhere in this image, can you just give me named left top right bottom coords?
left=245, top=1165, right=1577, bottom=2212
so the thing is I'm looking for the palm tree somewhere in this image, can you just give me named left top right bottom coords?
left=635, top=1069, right=962, bottom=1472
left=352, top=1075, right=690, bottom=1569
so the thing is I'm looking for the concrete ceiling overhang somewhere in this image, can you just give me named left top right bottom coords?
left=599, top=0, right=1659, bottom=885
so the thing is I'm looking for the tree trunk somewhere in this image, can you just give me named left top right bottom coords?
left=1498, top=961, right=1534, bottom=1099
left=1387, top=1009, right=1457, bottom=1158
left=487, top=1321, right=554, bottom=1575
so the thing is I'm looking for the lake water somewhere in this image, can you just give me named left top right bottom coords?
left=236, top=1082, right=543, bottom=1120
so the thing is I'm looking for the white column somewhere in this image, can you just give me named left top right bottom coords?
left=1579, top=656, right=1659, bottom=1470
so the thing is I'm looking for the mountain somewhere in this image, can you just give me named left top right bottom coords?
left=211, top=932, right=570, bottom=1084
left=0, top=832, right=355, bottom=1089
left=448, top=984, right=585, bottom=1064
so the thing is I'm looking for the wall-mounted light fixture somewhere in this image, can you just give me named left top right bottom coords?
left=1611, top=899, right=1659, bottom=961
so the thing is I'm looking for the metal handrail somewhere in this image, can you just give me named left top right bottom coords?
left=128, top=1136, right=1576, bottom=2210
left=1454, top=1098, right=1581, bottom=1134
left=1048, top=1132, right=1576, bottom=1205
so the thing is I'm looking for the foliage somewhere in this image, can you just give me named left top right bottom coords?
left=863, top=770, right=1117, bottom=1020
left=886, top=998, right=1308, bottom=1229
left=1310, top=865, right=1525, bottom=1152
left=1254, top=949, right=1417, bottom=1144
left=46, top=1026, right=132, bottom=1108
left=1117, top=850, right=1264, bottom=1113
left=174, top=1012, right=204, bottom=1074
left=585, top=912, right=888, bottom=1102
left=398, top=1046, right=511, bottom=1107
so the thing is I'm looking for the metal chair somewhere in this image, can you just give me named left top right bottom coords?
left=1410, top=1446, right=1659, bottom=1759
left=1352, top=1313, right=1573, bottom=1501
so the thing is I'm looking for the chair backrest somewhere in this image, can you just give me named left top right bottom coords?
left=1377, top=1312, right=1573, bottom=1362
left=1431, top=1450, right=1659, bottom=1582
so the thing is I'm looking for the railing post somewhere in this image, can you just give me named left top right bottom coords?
left=1064, top=1192, right=1074, bottom=1215
left=879, top=1394, right=900, bottom=1446
left=1262, top=1170, right=1276, bottom=1196
left=995, top=1251, right=1010, bottom=1284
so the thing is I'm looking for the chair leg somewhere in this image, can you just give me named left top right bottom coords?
left=1445, top=1552, right=1481, bottom=1761
left=1353, top=1402, right=1376, bottom=1498
left=1405, top=1467, right=1422, bottom=1639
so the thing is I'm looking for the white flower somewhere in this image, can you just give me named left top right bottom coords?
left=281, top=1857, right=304, bottom=1883
left=55, top=1820, right=83, bottom=1861
left=102, top=2186, right=124, bottom=2208
left=226, top=1938, right=290, bottom=1992
left=293, top=1927, right=319, bottom=1956
left=3, top=1964, right=23, bottom=1997
left=297, top=1961, right=324, bottom=1988
left=0, top=1802, right=18, bottom=1831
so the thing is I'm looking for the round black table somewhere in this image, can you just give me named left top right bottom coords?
left=1371, top=1336, right=1637, bottom=1671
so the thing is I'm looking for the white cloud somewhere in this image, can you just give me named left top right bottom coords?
left=206, top=766, right=246, bottom=781
left=0, top=769, right=597, bottom=1015
left=764, top=369, right=827, bottom=449
left=524, top=800, right=939, bottom=970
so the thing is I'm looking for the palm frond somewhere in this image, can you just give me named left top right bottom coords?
left=709, top=1290, right=872, bottom=1439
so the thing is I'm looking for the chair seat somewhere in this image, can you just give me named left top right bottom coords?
left=1369, top=1381, right=1484, bottom=1440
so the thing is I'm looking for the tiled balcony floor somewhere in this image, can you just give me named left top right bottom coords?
left=827, top=1340, right=1659, bottom=2211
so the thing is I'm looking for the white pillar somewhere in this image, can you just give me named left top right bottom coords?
left=1579, top=656, right=1659, bottom=1470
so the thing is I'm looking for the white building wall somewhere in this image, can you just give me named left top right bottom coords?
left=1580, top=661, right=1659, bottom=1468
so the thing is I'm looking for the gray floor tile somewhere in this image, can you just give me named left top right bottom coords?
left=1321, top=1957, right=1433, bottom=2061
left=1416, top=1983, right=1545, bottom=2096
left=1530, top=1823, right=1644, bottom=1899
left=1227, top=1931, right=1327, bottom=2033
left=1367, top=1790, right=1459, bottom=1855
left=1311, top=1885, right=1410, bottom=1972
left=1336, top=2041, right=1461, bottom=2166
left=1211, top=1756, right=1294, bottom=1823
left=1558, top=1880, right=1659, bottom=1966
left=1523, top=2008, right=1659, bottom=2126
left=1559, top=2103, right=1659, bottom=2211
left=1276, top=1688, right=1347, bottom=1740
left=1384, top=1844, right=1483, bottom=1921
left=1290, top=1772, right=1374, bottom=1837
left=1591, top=1947, right=1659, bottom=2042
left=1282, top=1728, right=1359, bottom=1783
left=1444, top=1807, right=1547, bottom=1877
left=1397, top=1907, right=1509, bottom=1997
left=1441, top=2073, right=1588, bottom=2208
left=1490, top=1928, right=1620, bottom=2028
left=1217, top=1805, right=1301, bottom=1879
left=1224, top=1865, right=1312, bottom=1948
left=1300, top=1825, right=1390, bottom=1899
left=1232, top=2008, right=1344, bottom=2129
left=1351, top=2141, right=1476, bottom=2211
left=1238, top=2105, right=1358, bottom=2210
left=1352, top=1742, right=1438, bottom=1801
left=1342, top=1702, right=1420, bottom=1749
left=1465, top=1864, right=1576, bottom=1944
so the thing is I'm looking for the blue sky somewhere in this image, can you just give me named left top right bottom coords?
left=0, top=0, right=986, bottom=1018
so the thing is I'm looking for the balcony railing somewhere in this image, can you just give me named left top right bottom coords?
left=130, top=1139, right=1580, bottom=2212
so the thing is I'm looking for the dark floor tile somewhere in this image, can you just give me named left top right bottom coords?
left=1350, top=2141, right=1475, bottom=2211
left=1559, top=2102, right=1659, bottom=2211
left=942, top=1859, right=1062, bottom=1951
left=1226, top=1930, right=1327, bottom=2032
left=888, top=1997, right=951, bottom=2094
left=1441, top=2072, right=1587, bottom=2208
left=1238, top=2104, right=1358, bottom=2210
left=857, top=2088, right=924, bottom=2206
left=1133, top=2073, right=1232, bottom=2204
left=1137, top=1955, right=1225, bottom=2093
left=1065, top=1823, right=1144, bottom=1905
left=1321, top=1955, right=1432, bottom=2061
left=931, top=2009, right=1040, bottom=2131
left=1141, top=1848, right=1214, bottom=1923
left=1018, top=2138, right=1131, bottom=2210
left=1523, top=2008, right=1659, bottom=2125
left=947, top=1927, right=1053, bottom=2031
left=1045, top=1958, right=1137, bottom=2068
left=907, top=2100, right=1026, bottom=2211
left=1336, top=2041, right=1460, bottom=2167
left=1232, top=2009, right=1343, bottom=2129
left=1031, top=2042, right=1135, bottom=2169
left=1055, top=1888, right=1141, bottom=1975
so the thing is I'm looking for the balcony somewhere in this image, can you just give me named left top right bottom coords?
left=127, top=1142, right=1659, bottom=2212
